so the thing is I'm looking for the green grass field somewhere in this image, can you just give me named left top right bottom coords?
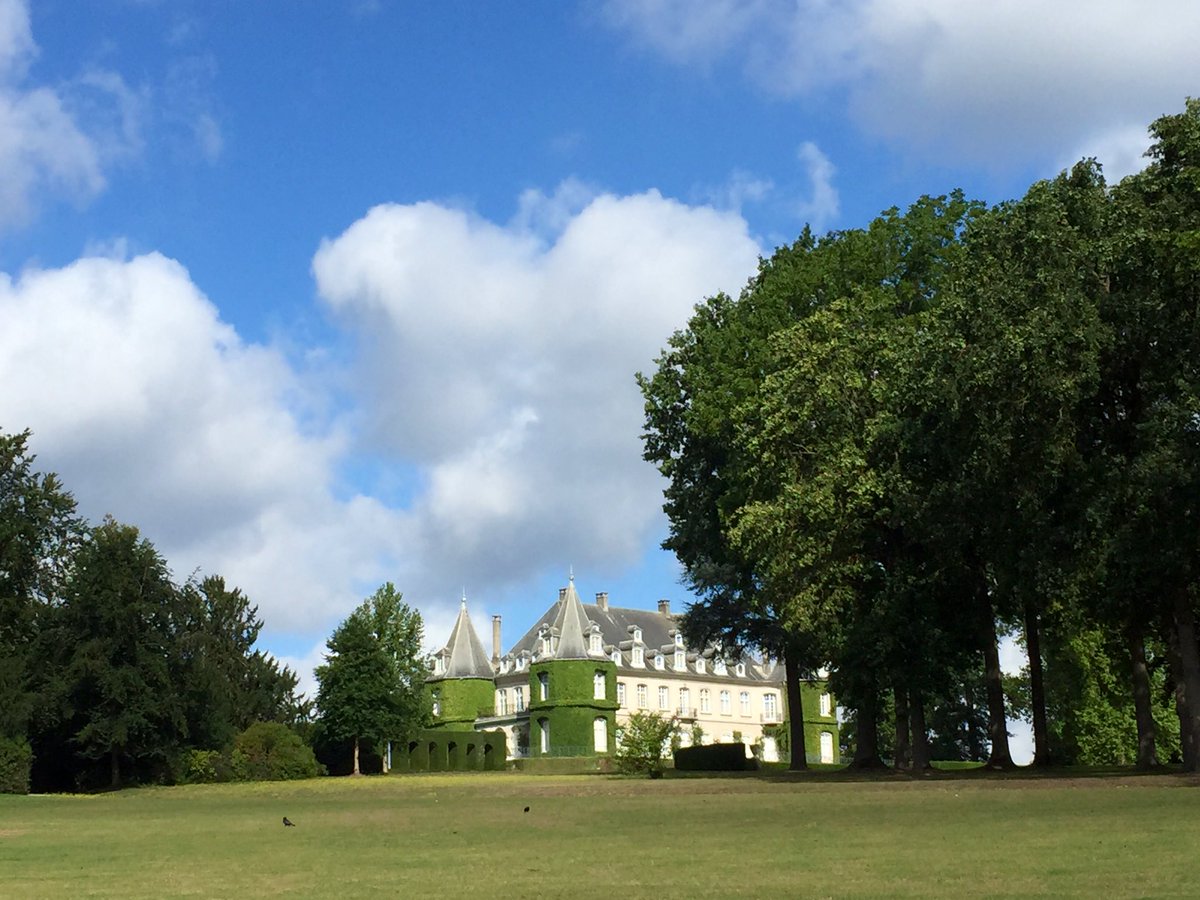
left=2, top=769, right=1198, bottom=898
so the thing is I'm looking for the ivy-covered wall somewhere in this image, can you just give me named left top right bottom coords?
left=528, top=659, right=617, bottom=757
left=428, top=677, right=494, bottom=729
left=775, top=679, right=840, bottom=763
left=393, top=728, right=506, bottom=772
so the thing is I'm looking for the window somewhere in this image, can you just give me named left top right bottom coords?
left=678, top=687, right=690, bottom=714
left=590, top=632, right=602, bottom=653
left=820, top=730, right=835, bottom=764
left=433, top=656, right=444, bottom=675
left=720, top=690, right=731, bottom=715
left=819, top=692, right=832, bottom=717
left=594, top=670, right=606, bottom=700
left=658, top=686, right=669, bottom=710
left=695, top=657, right=706, bottom=675
left=674, top=650, right=686, bottom=670
left=617, top=682, right=626, bottom=707
left=541, top=635, right=552, bottom=656
left=432, top=690, right=440, bottom=716
left=674, top=632, right=684, bottom=648
left=739, top=691, right=750, bottom=716
left=539, top=718, right=550, bottom=754
left=764, top=692, right=779, bottom=722
left=516, top=656, right=525, bottom=671
left=538, top=671, right=549, bottom=701
left=735, top=662, right=746, bottom=678
left=633, top=627, right=642, bottom=643
left=714, top=658, right=727, bottom=676
left=632, top=647, right=644, bottom=667
left=594, top=717, right=608, bottom=753
left=636, top=684, right=648, bottom=709
left=654, top=653, right=665, bottom=671
left=699, top=689, right=710, bottom=713
left=498, top=690, right=508, bottom=715
left=514, top=686, right=525, bottom=712
left=611, top=649, right=621, bottom=665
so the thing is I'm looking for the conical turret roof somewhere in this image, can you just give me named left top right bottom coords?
left=549, top=575, right=592, bottom=660
left=438, top=598, right=494, bottom=679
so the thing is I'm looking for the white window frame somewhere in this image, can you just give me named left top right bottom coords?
left=739, top=691, right=750, bottom=716
left=720, top=690, right=731, bottom=715
left=658, top=685, right=669, bottom=710
left=699, top=688, right=710, bottom=713
left=538, top=671, right=549, bottom=701
left=617, top=682, right=626, bottom=707
left=819, top=692, right=832, bottom=717
left=636, top=683, right=648, bottom=709
left=594, top=670, right=606, bottom=700
left=514, top=686, right=525, bottom=712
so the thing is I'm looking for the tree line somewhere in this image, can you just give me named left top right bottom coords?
left=1, top=429, right=430, bottom=792
left=639, top=100, right=1200, bottom=772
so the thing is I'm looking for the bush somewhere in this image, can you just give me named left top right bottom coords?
left=230, top=722, right=322, bottom=781
left=674, top=742, right=758, bottom=772
left=0, top=737, right=32, bottom=794
left=181, top=749, right=234, bottom=784
left=615, top=711, right=677, bottom=778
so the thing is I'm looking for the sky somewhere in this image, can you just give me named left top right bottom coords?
left=2, top=0, right=1198, bottom=759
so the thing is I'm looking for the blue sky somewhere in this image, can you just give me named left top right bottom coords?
left=2, top=1, right=1198, bottom=744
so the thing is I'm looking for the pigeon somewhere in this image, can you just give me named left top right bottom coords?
left=283, top=817, right=296, bottom=827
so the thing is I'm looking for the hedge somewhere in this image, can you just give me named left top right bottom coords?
left=0, top=737, right=32, bottom=794
left=674, top=742, right=759, bottom=772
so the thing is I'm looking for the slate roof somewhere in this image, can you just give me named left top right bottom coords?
left=504, top=582, right=785, bottom=684
left=433, top=599, right=494, bottom=680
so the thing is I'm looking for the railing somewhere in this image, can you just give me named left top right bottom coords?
left=761, top=712, right=781, bottom=723
left=675, top=707, right=698, bottom=720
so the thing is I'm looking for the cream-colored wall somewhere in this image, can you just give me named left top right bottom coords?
left=613, top=670, right=782, bottom=747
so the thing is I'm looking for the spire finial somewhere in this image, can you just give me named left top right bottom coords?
left=569, top=565, right=574, bottom=583
left=460, top=587, right=467, bottom=609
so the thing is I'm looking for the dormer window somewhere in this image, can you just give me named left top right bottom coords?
left=633, top=627, right=642, bottom=644
left=516, top=656, right=525, bottom=671
left=632, top=647, right=644, bottom=667
left=542, top=635, right=552, bottom=656
left=695, top=657, right=706, bottom=675
left=735, top=662, right=746, bottom=678
left=433, top=656, right=444, bottom=676
left=674, top=650, right=686, bottom=670
left=611, top=649, right=621, bottom=665
left=714, top=658, right=727, bottom=676
left=590, top=632, right=602, bottom=653
left=654, top=653, right=665, bottom=671
left=674, top=632, right=684, bottom=648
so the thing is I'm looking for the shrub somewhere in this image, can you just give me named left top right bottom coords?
left=615, top=711, right=677, bottom=778
left=181, top=749, right=234, bottom=784
left=674, top=742, right=758, bottom=772
left=0, top=737, right=32, bottom=794
left=230, top=722, right=322, bottom=781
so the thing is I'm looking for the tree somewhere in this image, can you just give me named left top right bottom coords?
left=0, top=429, right=83, bottom=752
left=614, top=711, right=677, bottom=778
left=46, top=518, right=186, bottom=788
left=315, top=584, right=430, bottom=775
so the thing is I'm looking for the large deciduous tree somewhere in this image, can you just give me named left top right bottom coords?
left=316, top=584, right=430, bottom=775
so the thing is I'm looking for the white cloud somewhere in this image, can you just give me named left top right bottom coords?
left=0, top=252, right=400, bottom=636
left=0, top=0, right=147, bottom=228
left=313, top=186, right=761, bottom=603
left=794, top=141, right=838, bottom=231
left=602, top=0, right=1200, bottom=174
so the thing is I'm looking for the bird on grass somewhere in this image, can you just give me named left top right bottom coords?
left=282, top=817, right=296, bottom=827
left=523, top=806, right=530, bottom=813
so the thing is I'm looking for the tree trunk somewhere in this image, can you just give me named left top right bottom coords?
left=980, top=597, right=1015, bottom=769
left=110, top=747, right=120, bottom=789
left=783, top=647, right=808, bottom=770
left=909, top=688, right=931, bottom=771
left=1171, top=589, right=1200, bottom=772
left=1023, top=602, right=1050, bottom=766
left=1127, top=619, right=1159, bottom=769
left=893, top=686, right=911, bottom=771
left=352, top=735, right=361, bottom=776
left=850, top=687, right=886, bottom=769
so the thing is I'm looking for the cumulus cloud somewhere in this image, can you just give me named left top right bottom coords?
left=313, top=187, right=760, bottom=603
left=0, top=252, right=401, bottom=636
left=602, top=0, right=1200, bottom=173
left=794, top=141, right=838, bottom=231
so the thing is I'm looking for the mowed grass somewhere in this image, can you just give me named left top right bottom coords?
left=2, top=770, right=1198, bottom=898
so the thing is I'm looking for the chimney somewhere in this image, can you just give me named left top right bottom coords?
left=558, top=587, right=567, bottom=602
left=596, top=591, right=608, bottom=611
left=658, top=598, right=671, bottom=615
left=492, top=615, right=502, bottom=664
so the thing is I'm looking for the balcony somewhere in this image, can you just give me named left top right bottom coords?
left=675, top=707, right=698, bottom=721
left=761, top=711, right=781, bottom=724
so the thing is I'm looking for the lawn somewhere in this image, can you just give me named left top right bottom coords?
left=1, top=769, right=1197, bottom=898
